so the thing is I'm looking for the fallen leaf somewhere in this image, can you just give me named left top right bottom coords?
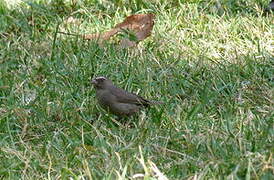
left=84, top=13, right=155, bottom=47
left=115, top=13, right=155, bottom=41
left=120, top=38, right=137, bottom=48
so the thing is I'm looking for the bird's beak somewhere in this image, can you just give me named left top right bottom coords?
left=91, top=79, right=97, bottom=85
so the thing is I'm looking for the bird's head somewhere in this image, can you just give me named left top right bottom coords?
left=91, top=76, right=113, bottom=90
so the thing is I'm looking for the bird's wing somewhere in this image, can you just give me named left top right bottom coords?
left=110, top=87, right=150, bottom=106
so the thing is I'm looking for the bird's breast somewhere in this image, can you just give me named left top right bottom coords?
left=96, top=90, right=116, bottom=107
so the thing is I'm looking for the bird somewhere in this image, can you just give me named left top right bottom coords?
left=91, top=76, right=163, bottom=117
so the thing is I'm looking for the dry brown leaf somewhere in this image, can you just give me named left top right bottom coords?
left=84, top=13, right=155, bottom=47
left=115, top=13, right=155, bottom=40
left=120, top=38, right=137, bottom=48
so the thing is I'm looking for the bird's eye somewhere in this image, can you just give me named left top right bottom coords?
left=96, top=77, right=106, bottom=83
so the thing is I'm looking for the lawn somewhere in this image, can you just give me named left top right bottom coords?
left=0, top=0, right=273, bottom=179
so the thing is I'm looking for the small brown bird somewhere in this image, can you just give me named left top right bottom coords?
left=91, top=76, right=162, bottom=117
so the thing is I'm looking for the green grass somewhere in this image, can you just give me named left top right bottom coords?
left=0, top=0, right=273, bottom=179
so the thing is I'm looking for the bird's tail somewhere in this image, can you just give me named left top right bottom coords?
left=149, top=100, right=164, bottom=105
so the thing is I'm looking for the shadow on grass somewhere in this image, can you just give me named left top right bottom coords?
left=196, top=0, right=274, bottom=16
